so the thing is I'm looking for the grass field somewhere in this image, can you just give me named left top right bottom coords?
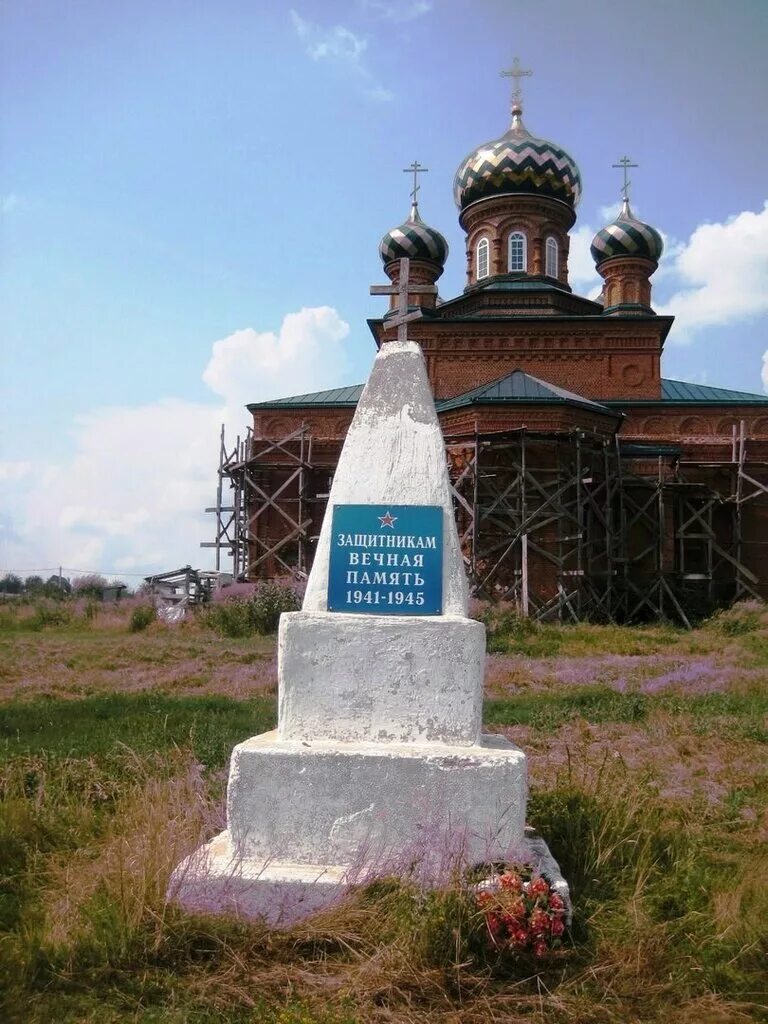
left=1, top=598, right=766, bottom=1023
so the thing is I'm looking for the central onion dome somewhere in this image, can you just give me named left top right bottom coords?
left=379, top=202, right=449, bottom=266
left=454, top=102, right=582, bottom=212
left=591, top=198, right=664, bottom=265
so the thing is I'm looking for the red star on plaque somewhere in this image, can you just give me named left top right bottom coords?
left=378, top=510, right=397, bottom=528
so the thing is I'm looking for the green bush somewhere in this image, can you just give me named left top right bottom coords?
left=128, top=605, right=156, bottom=633
left=706, top=602, right=764, bottom=636
left=72, top=573, right=108, bottom=599
left=202, top=582, right=300, bottom=638
left=30, top=601, right=73, bottom=630
left=248, top=581, right=301, bottom=634
left=203, top=598, right=250, bottom=638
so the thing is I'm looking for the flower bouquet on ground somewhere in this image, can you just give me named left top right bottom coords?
left=472, top=863, right=567, bottom=959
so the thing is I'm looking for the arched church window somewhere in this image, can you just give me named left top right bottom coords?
left=545, top=237, right=558, bottom=278
left=508, top=232, right=527, bottom=272
left=477, top=237, right=490, bottom=279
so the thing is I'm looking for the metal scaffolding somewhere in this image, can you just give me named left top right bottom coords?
left=203, top=420, right=767, bottom=625
left=446, top=428, right=623, bottom=622
left=202, top=422, right=337, bottom=582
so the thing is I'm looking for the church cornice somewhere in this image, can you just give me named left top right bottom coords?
left=458, top=192, right=577, bottom=231
left=367, top=314, right=674, bottom=346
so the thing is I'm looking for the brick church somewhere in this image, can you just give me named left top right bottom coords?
left=226, top=76, right=768, bottom=623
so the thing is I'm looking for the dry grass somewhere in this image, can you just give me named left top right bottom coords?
left=1, top=599, right=767, bottom=1021
left=0, top=603, right=276, bottom=702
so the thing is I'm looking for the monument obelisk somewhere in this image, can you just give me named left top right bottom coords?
left=171, top=257, right=529, bottom=922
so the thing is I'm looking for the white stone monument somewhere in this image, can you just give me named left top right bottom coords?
left=170, top=261, right=534, bottom=922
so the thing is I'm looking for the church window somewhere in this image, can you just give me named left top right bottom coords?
left=508, top=231, right=527, bottom=272
left=477, top=238, right=490, bottom=279
left=545, top=237, right=558, bottom=278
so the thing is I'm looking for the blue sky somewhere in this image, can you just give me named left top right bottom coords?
left=2, top=0, right=768, bottom=579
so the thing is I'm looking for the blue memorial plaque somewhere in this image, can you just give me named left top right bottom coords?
left=327, top=504, right=443, bottom=615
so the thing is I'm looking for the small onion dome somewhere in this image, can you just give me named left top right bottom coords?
left=591, top=198, right=664, bottom=265
left=454, top=103, right=582, bottom=211
left=378, top=203, right=449, bottom=266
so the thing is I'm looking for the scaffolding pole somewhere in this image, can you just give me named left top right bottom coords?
left=204, top=421, right=766, bottom=622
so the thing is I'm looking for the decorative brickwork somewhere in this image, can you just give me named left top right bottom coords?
left=375, top=318, right=667, bottom=401
left=596, top=254, right=657, bottom=315
left=460, top=194, right=575, bottom=287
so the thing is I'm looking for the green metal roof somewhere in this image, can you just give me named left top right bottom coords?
left=248, top=384, right=363, bottom=410
left=469, top=279, right=566, bottom=292
left=660, top=379, right=768, bottom=403
left=247, top=376, right=767, bottom=412
left=436, top=369, right=617, bottom=416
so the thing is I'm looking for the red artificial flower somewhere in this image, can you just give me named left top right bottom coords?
left=504, top=896, right=526, bottom=919
left=486, top=912, right=502, bottom=937
left=475, top=866, right=565, bottom=959
left=500, top=871, right=523, bottom=892
left=530, top=908, right=551, bottom=936
left=528, top=877, right=550, bottom=899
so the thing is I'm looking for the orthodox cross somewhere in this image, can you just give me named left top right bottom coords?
left=403, top=160, right=428, bottom=206
left=499, top=56, right=533, bottom=108
left=612, top=155, right=638, bottom=202
left=370, top=257, right=436, bottom=343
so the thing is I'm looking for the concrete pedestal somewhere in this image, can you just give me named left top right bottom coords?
left=226, top=731, right=526, bottom=864
left=170, top=731, right=528, bottom=923
left=170, top=835, right=349, bottom=924
left=278, top=611, right=486, bottom=745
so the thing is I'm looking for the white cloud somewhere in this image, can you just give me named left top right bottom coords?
left=203, top=307, right=349, bottom=407
left=570, top=201, right=675, bottom=294
left=290, top=10, right=367, bottom=66
left=597, top=201, right=621, bottom=224
left=289, top=9, right=393, bottom=101
left=1, top=308, right=351, bottom=579
left=656, top=202, right=768, bottom=343
left=365, top=84, right=395, bottom=102
left=567, top=224, right=601, bottom=292
left=650, top=230, right=685, bottom=282
left=358, top=0, right=432, bottom=21
left=567, top=201, right=768, bottom=344
left=0, top=461, right=33, bottom=482
left=762, top=350, right=768, bottom=394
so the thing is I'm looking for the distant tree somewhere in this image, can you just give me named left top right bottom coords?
left=44, top=574, right=71, bottom=597
left=0, top=573, right=23, bottom=594
left=24, top=575, right=45, bottom=594
left=72, top=574, right=108, bottom=598
left=113, top=580, right=132, bottom=598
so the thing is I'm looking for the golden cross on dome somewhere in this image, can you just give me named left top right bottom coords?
left=500, top=56, right=532, bottom=110
left=612, top=155, right=638, bottom=202
left=403, top=160, right=429, bottom=207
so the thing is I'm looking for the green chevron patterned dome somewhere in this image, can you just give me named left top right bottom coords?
left=454, top=105, right=582, bottom=211
left=591, top=199, right=664, bottom=265
left=379, top=203, right=449, bottom=266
